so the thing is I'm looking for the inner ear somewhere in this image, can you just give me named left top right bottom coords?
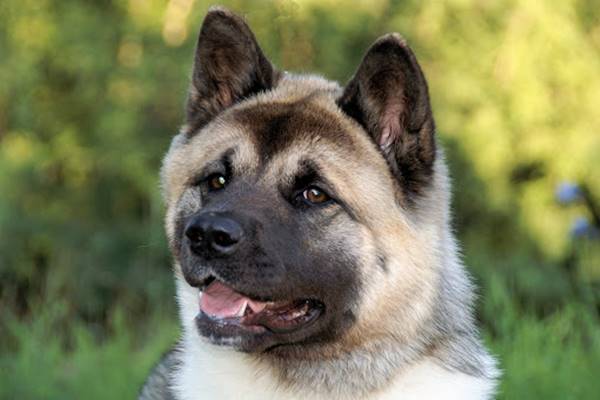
left=186, top=7, right=280, bottom=134
left=337, top=34, right=436, bottom=201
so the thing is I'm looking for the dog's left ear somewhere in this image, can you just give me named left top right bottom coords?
left=338, top=34, right=436, bottom=200
left=186, top=7, right=280, bottom=133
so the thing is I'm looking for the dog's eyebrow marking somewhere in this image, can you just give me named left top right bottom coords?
left=190, top=147, right=236, bottom=185
left=289, top=158, right=361, bottom=222
left=291, top=159, right=322, bottom=191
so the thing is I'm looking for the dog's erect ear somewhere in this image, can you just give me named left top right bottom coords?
left=338, top=34, right=436, bottom=200
left=186, top=7, right=280, bottom=133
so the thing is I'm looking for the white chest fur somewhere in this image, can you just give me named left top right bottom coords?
left=173, top=339, right=495, bottom=400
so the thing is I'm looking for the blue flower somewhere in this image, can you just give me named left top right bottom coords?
left=570, top=216, right=591, bottom=238
left=555, top=182, right=581, bottom=205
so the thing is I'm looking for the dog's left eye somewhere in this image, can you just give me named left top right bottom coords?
left=302, top=186, right=331, bottom=205
left=207, top=174, right=227, bottom=191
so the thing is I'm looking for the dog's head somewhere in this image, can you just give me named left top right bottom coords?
left=162, top=7, right=447, bottom=355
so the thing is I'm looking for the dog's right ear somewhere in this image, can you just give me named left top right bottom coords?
left=185, top=7, right=280, bottom=134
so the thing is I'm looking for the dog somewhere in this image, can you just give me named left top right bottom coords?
left=139, top=6, right=499, bottom=400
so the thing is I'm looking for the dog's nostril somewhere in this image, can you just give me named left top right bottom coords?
left=185, top=225, right=204, bottom=244
left=209, top=218, right=243, bottom=251
left=213, top=230, right=237, bottom=247
left=185, top=213, right=244, bottom=255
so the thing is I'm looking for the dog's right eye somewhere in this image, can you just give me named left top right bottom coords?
left=301, top=186, right=332, bottom=205
left=207, top=174, right=227, bottom=191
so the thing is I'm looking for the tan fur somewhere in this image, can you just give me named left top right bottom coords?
left=163, top=74, right=477, bottom=394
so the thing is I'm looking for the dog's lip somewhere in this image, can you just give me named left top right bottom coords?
left=197, top=276, right=325, bottom=335
left=198, top=275, right=275, bottom=302
left=198, top=299, right=323, bottom=335
left=241, top=298, right=323, bottom=334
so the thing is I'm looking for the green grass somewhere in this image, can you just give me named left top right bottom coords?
left=0, top=305, right=178, bottom=400
left=492, top=306, right=600, bottom=399
left=2, top=298, right=599, bottom=399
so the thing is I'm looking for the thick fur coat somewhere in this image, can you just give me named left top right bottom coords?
left=139, top=7, right=499, bottom=400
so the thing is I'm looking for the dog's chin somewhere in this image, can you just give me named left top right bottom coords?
left=193, top=277, right=326, bottom=353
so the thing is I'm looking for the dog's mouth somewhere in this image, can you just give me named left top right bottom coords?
left=198, top=277, right=324, bottom=336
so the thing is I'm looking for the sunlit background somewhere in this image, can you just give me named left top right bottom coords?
left=1, top=0, right=599, bottom=398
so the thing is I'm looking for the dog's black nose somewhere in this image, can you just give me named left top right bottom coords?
left=185, top=213, right=244, bottom=256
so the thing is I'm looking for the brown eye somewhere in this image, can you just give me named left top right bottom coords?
left=208, top=174, right=227, bottom=190
left=302, top=187, right=330, bottom=204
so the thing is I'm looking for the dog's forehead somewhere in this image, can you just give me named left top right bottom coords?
left=228, top=98, right=358, bottom=161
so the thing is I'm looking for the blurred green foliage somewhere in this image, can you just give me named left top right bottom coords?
left=0, top=0, right=599, bottom=398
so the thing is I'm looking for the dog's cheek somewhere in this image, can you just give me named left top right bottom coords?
left=321, top=222, right=396, bottom=337
left=303, top=218, right=367, bottom=330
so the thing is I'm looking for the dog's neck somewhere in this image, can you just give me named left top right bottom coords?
left=260, top=334, right=421, bottom=397
left=174, top=331, right=496, bottom=400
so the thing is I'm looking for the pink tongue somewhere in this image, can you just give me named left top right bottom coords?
left=200, top=281, right=267, bottom=318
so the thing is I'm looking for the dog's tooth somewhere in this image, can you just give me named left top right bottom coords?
left=236, top=301, right=248, bottom=317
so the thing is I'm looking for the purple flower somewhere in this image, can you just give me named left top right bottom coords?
left=556, top=182, right=582, bottom=205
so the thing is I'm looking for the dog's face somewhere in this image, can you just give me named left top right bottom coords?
left=162, top=8, right=443, bottom=355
